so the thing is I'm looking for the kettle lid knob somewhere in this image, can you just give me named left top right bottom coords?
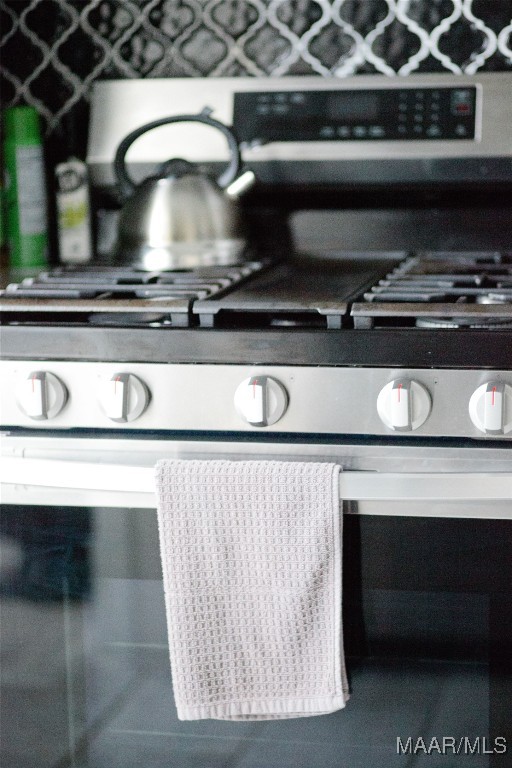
left=157, top=158, right=197, bottom=179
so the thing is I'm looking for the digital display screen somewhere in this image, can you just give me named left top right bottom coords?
left=327, top=93, right=380, bottom=122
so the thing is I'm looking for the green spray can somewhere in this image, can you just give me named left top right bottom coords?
left=3, top=106, right=48, bottom=267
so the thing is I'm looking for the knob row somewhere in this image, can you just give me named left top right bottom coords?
left=18, top=371, right=150, bottom=423
left=15, top=371, right=512, bottom=435
left=379, top=378, right=512, bottom=435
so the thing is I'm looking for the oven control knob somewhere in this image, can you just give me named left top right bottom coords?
left=101, top=373, right=150, bottom=422
left=469, top=382, right=512, bottom=435
left=377, top=379, right=431, bottom=431
left=18, top=371, right=68, bottom=420
left=234, top=376, right=288, bottom=427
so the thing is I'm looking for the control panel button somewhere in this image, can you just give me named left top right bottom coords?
left=377, top=379, right=431, bottom=432
left=451, top=89, right=473, bottom=115
left=234, top=376, right=288, bottom=427
left=18, top=371, right=68, bottom=420
left=469, top=382, right=512, bottom=435
left=100, top=373, right=150, bottom=423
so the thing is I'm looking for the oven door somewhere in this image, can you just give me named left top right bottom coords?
left=1, top=435, right=512, bottom=768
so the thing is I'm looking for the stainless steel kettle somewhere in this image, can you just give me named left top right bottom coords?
left=112, top=108, right=255, bottom=270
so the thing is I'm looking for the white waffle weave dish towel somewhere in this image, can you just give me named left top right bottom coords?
left=155, top=459, right=349, bottom=721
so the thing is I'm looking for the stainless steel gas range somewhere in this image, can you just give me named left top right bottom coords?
left=1, top=74, right=512, bottom=768
left=3, top=250, right=512, bottom=440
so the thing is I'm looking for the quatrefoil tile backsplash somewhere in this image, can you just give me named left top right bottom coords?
left=1, top=0, right=511, bottom=134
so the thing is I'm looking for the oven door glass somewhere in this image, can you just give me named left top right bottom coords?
left=1, top=500, right=511, bottom=768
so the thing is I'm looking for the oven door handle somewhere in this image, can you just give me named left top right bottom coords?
left=2, top=457, right=512, bottom=502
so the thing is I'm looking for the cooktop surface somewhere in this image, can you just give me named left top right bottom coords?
left=2, top=252, right=512, bottom=369
left=3, top=251, right=512, bottom=329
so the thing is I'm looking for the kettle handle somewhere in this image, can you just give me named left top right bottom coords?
left=114, top=109, right=242, bottom=200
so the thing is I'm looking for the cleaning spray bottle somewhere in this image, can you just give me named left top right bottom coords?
left=3, top=105, right=48, bottom=268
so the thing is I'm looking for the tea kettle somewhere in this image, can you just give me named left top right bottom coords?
left=112, top=108, right=255, bottom=270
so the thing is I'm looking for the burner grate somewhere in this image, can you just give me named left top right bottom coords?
left=0, top=262, right=266, bottom=328
left=353, top=252, right=512, bottom=328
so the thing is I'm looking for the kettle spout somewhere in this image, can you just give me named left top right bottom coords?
left=225, top=170, right=256, bottom=200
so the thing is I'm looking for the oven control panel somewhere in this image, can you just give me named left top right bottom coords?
left=2, top=362, right=512, bottom=439
left=89, top=74, right=512, bottom=188
left=233, top=87, right=477, bottom=143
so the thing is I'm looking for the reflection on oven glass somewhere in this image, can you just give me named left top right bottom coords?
left=0, top=508, right=499, bottom=767
left=0, top=505, right=91, bottom=601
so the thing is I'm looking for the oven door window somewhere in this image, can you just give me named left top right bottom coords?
left=1, top=506, right=510, bottom=767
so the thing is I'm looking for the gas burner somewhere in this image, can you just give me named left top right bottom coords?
left=415, top=317, right=512, bottom=329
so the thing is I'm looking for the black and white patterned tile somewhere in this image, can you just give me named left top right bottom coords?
left=1, top=0, right=511, bottom=133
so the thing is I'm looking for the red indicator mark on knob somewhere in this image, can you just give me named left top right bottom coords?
left=492, top=386, right=497, bottom=406
left=397, top=383, right=402, bottom=402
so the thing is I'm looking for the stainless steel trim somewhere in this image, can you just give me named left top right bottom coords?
left=5, top=434, right=511, bottom=468
left=3, top=455, right=512, bottom=500
left=2, top=448, right=511, bottom=516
